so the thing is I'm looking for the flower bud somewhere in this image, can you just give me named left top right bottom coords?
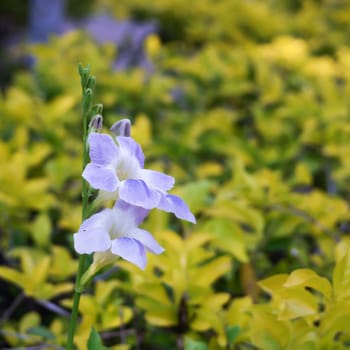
left=110, top=119, right=131, bottom=137
left=89, top=114, right=103, bottom=133
left=86, top=76, right=96, bottom=91
left=78, top=63, right=91, bottom=88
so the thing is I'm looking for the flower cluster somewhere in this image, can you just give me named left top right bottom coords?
left=74, top=119, right=195, bottom=270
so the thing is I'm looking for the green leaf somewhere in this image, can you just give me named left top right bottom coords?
left=27, top=326, right=55, bottom=340
left=174, top=180, right=214, bottom=214
left=185, top=337, right=208, bottom=350
left=259, top=333, right=283, bottom=350
left=226, top=325, right=240, bottom=345
left=87, top=327, right=109, bottom=350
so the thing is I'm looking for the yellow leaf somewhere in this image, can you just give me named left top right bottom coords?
left=191, top=314, right=212, bottom=331
left=30, top=212, right=52, bottom=248
left=186, top=232, right=212, bottom=251
left=27, top=143, right=52, bottom=168
left=191, top=256, right=232, bottom=285
left=137, top=297, right=177, bottom=327
left=283, top=269, right=332, bottom=300
left=101, top=306, right=133, bottom=329
left=50, top=246, right=77, bottom=280
left=31, top=256, right=50, bottom=287
left=0, top=266, right=24, bottom=289
left=135, top=282, right=171, bottom=305
left=250, top=307, right=289, bottom=349
left=19, top=312, right=40, bottom=333
left=294, top=163, right=312, bottom=185
left=79, top=296, right=98, bottom=317
left=131, top=113, right=152, bottom=147
left=174, top=180, right=214, bottom=214
left=226, top=296, right=253, bottom=340
left=10, top=248, right=37, bottom=275
left=333, top=244, right=350, bottom=300
left=43, top=94, right=77, bottom=120
left=196, top=161, right=224, bottom=178
left=44, top=282, right=73, bottom=299
left=259, top=274, right=289, bottom=295
left=111, top=345, right=130, bottom=350
left=4, top=87, right=35, bottom=123
left=320, top=301, right=350, bottom=335
left=159, top=230, right=184, bottom=254
left=278, top=289, right=318, bottom=320
left=203, top=219, right=249, bottom=262
left=146, top=312, right=177, bottom=327
left=201, top=293, right=230, bottom=310
left=206, top=200, right=264, bottom=242
left=145, top=34, right=161, bottom=58
left=95, top=280, right=120, bottom=306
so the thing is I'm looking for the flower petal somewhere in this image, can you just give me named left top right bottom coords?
left=111, top=237, right=147, bottom=270
left=129, top=228, right=164, bottom=254
left=110, top=119, right=131, bottom=137
left=74, top=228, right=111, bottom=254
left=158, top=194, right=196, bottom=223
left=116, top=136, right=145, bottom=167
left=80, top=208, right=113, bottom=231
left=88, top=132, right=118, bottom=165
left=114, top=200, right=149, bottom=227
left=119, top=179, right=161, bottom=209
left=82, top=164, right=118, bottom=192
left=139, top=169, right=175, bottom=191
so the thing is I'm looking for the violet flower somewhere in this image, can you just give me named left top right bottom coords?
left=74, top=200, right=164, bottom=269
left=82, top=132, right=196, bottom=223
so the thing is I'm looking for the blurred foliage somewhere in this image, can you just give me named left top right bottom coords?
left=2, top=0, right=350, bottom=349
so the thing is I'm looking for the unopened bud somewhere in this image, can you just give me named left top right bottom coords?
left=78, top=63, right=91, bottom=88
left=93, top=103, right=103, bottom=116
left=85, top=88, right=93, bottom=96
left=110, top=119, right=131, bottom=137
left=86, top=76, right=96, bottom=91
left=89, top=114, right=103, bottom=132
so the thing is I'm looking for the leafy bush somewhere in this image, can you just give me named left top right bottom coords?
left=1, top=0, right=350, bottom=349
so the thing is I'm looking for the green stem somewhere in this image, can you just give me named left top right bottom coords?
left=66, top=256, right=86, bottom=349
left=66, top=65, right=95, bottom=350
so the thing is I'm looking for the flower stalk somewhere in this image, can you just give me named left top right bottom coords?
left=66, top=64, right=96, bottom=350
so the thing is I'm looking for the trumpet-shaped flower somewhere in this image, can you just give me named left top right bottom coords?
left=82, top=132, right=196, bottom=223
left=74, top=200, right=164, bottom=269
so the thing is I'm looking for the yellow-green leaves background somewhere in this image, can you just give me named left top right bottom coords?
left=2, top=0, right=350, bottom=348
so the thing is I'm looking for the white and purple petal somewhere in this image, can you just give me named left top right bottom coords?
left=80, top=208, right=113, bottom=231
left=157, top=194, right=196, bottom=224
left=74, top=228, right=111, bottom=254
left=119, top=179, right=161, bottom=209
left=128, top=228, right=164, bottom=254
left=139, top=169, right=175, bottom=192
left=116, top=136, right=145, bottom=167
left=82, top=164, right=118, bottom=192
left=111, top=237, right=147, bottom=270
left=114, top=200, right=149, bottom=227
left=88, top=133, right=118, bottom=165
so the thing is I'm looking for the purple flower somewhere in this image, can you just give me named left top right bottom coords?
left=82, top=132, right=196, bottom=223
left=74, top=200, right=164, bottom=269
